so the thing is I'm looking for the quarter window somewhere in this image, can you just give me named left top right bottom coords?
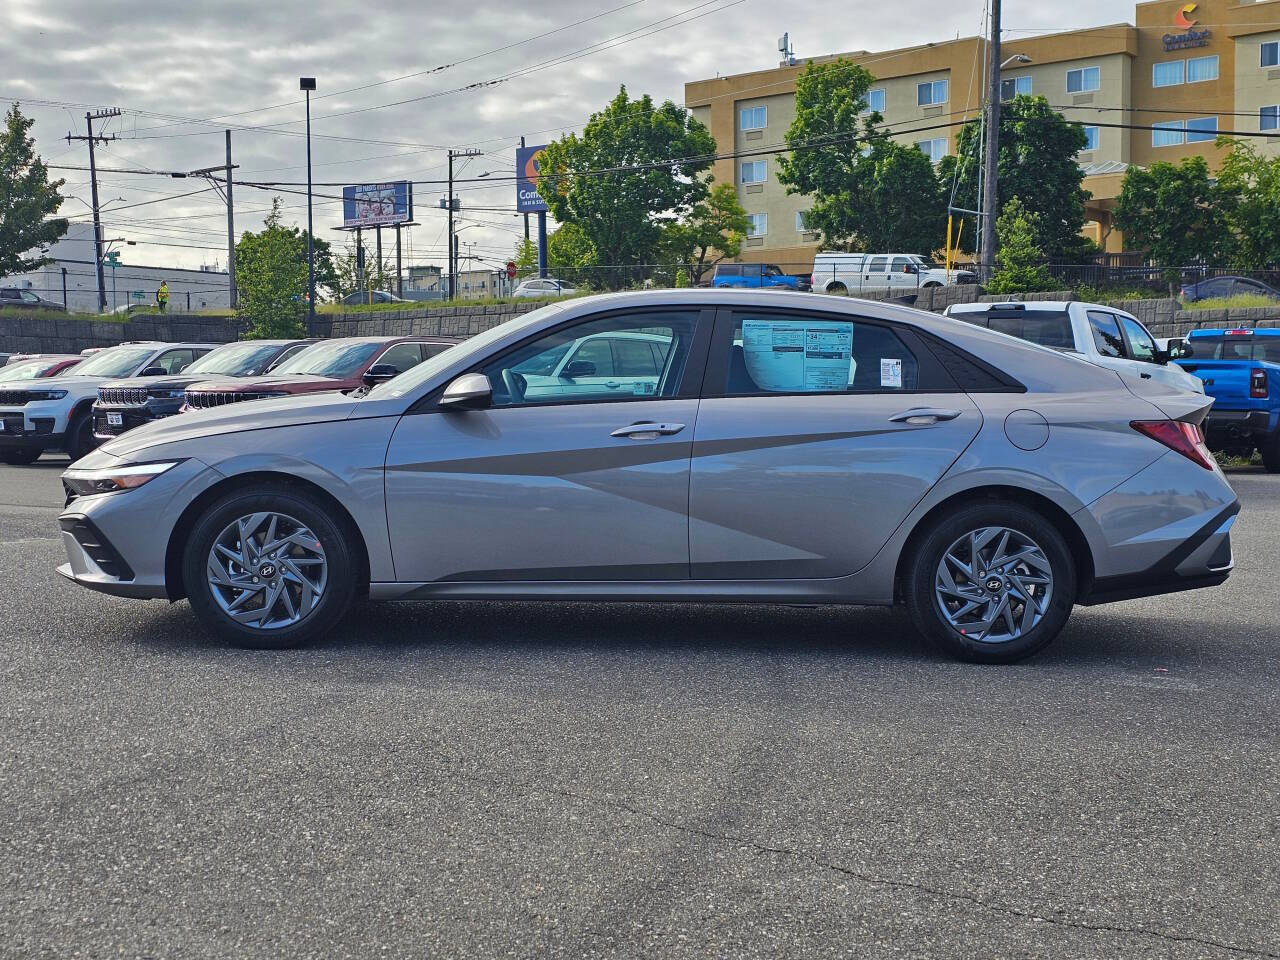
left=1081, top=126, right=1100, bottom=152
left=865, top=88, right=886, bottom=113
left=1153, top=60, right=1185, bottom=87
left=1066, top=66, right=1100, bottom=93
left=1000, top=75, right=1032, bottom=100
left=1187, top=55, right=1218, bottom=82
left=917, top=79, right=948, bottom=106
left=740, top=160, right=766, bottom=184
left=1260, top=105, right=1278, bottom=131
left=1087, top=311, right=1127, bottom=358
left=481, top=312, right=697, bottom=407
left=722, top=314, right=920, bottom=395
left=1262, top=42, right=1278, bottom=68
left=739, top=105, right=767, bottom=130
left=1186, top=116, right=1218, bottom=143
left=746, top=213, right=767, bottom=237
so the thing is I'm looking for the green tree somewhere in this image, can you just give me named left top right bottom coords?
left=987, top=197, right=1055, bottom=294
left=0, top=104, right=68, bottom=278
left=1114, top=155, right=1232, bottom=293
left=537, top=86, right=716, bottom=288
left=776, top=59, right=946, bottom=254
left=939, top=95, right=1091, bottom=259
left=659, top=181, right=748, bottom=283
left=235, top=199, right=309, bottom=337
left=334, top=239, right=393, bottom=301
left=1215, top=138, right=1280, bottom=271
left=512, top=225, right=598, bottom=287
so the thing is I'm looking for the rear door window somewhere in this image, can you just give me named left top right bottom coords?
left=610, top=337, right=662, bottom=377
left=1087, top=310, right=1127, bottom=358
left=867, top=257, right=887, bottom=274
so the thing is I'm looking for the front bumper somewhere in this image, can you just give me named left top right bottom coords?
left=93, top=401, right=181, bottom=440
left=0, top=409, right=61, bottom=449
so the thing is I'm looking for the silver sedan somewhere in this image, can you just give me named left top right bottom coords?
left=57, top=290, right=1238, bottom=663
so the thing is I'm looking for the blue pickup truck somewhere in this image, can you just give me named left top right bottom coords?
left=1176, top=328, right=1280, bottom=471
left=712, top=263, right=811, bottom=292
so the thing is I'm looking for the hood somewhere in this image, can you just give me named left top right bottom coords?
left=184, top=374, right=347, bottom=393
left=98, top=390, right=362, bottom=459
left=99, top=375, right=206, bottom=392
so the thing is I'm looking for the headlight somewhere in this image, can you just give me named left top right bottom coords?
left=147, top=389, right=186, bottom=400
left=62, top=460, right=183, bottom=497
left=27, top=389, right=68, bottom=401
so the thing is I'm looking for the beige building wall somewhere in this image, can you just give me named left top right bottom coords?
left=1233, top=28, right=1280, bottom=158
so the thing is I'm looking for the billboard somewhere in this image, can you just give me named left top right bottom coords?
left=516, top=144, right=549, bottom=214
left=342, top=181, right=413, bottom=228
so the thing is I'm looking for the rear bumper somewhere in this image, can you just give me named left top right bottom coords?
left=1203, top=409, right=1272, bottom=437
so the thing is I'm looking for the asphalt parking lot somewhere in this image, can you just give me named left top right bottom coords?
left=1, top=456, right=1277, bottom=960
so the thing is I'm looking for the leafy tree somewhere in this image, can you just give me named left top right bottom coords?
left=0, top=104, right=68, bottom=278
left=659, top=181, right=748, bottom=283
left=1215, top=139, right=1280, bottom=271
left=513, top=237, right=537, bottom=277
left=987, top=197, right=1055, bottom=294
left=512, top=225, right=598, bottom=287
left=1114, top=155, right=1232, bottom=293
left=537, top=86, right=716, bottom=288
left=776, top=59, right=946, bottom=254
left=235, top=199, right=309, bottom=337
left=334, top=239, right=393, bottom=301
left=939, top=95, right=1091, bottom=260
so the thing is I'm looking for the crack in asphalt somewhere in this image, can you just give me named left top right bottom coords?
left=443, top=762, right=1278, bottom=959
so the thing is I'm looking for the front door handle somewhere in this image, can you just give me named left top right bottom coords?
left=888, top=407, right=963, bottom=425
left=611, top=421, right=686, bottom=439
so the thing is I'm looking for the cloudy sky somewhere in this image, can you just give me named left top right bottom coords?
left=4, top=0, right=1126, bottom=273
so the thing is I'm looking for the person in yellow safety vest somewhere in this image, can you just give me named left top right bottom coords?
left=156, top=281, right=170, bottom=313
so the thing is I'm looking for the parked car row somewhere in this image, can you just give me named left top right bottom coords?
left=52, top=289, right=1236, bottom=664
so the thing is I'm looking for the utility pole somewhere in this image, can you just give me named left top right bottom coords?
left=66, top=108, right=120, bottom=313
left=184, top=133, right=240, bottom=310
left=520, top=136, right=530, bottom=246
left=980, top=0, right=1002, bottom=282
left=446, top=147, right=480, bottom=300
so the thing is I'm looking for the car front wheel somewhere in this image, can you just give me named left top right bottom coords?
left=905, top=503, right=1076, bottom=663
left=0, top=447, right=42, bottom=464
left=183, top=487, right=357, bottom=649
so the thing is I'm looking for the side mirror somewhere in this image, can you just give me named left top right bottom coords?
left=362, top=363, right=400, bottom=387
left=904, top=264, right=918, bottom=275
left=563, top=359, right=596, bottom=379
left=139, top=366, right=167, bottom=377
left=439, top=372, right=493, bottom=410
left=1167, top=338, right=1192, bottom=360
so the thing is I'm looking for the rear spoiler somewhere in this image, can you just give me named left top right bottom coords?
left=1118, top=372, right=1215, bottom=425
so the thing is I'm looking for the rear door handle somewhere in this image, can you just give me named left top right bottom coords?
left=888, top=408, right=963, bottom=425
left=611, top=421, right=686, bottom=439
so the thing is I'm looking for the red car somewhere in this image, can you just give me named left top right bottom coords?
left=182, top=336, right=459, bottom=410
left=0, top=354, right=83, bottom=381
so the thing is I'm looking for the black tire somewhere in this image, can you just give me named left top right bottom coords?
left=182, top=486, right=356, bottom=649
left=827, top=282, right=849, bottom=296
left=905, top=502, right=1077, bottom=664
left=0, top=447, right=42, bottom=465
left=1261, top=434, right=1280, bottom=473
left=65, top=408, right=97, bottom=462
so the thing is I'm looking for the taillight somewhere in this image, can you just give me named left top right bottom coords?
left=810, top=273, right=815, bottom=287
left=1250, top=368, right=1268, bottom=399
left=1131, top=420, right=1215, bottom=470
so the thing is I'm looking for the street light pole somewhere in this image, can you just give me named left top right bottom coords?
left=300, top=77, right=317, bottom=332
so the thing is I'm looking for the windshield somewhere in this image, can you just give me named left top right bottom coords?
left=73, top=346, right=155, bottom=378
left=183, top=342, right=286, bottom=377
left=373, top=303, right=566, bottom=399
left=272, top=339, right=381, bottom=378
left=0, top=360, right=57, bottom=382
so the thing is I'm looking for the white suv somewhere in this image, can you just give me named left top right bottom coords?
left=811, top=252, right=975, bottom=296
left=0, top=341, right=215, bottom=463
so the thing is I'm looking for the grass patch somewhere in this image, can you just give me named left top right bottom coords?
left=1181, top=294, right=1277, bottom=311
left=1072, top=285, right=1166, bottom=302
left=318, top=294, right=581, bottom=313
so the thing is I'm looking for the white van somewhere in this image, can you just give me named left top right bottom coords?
left=810, top=252, right=975, bottom=296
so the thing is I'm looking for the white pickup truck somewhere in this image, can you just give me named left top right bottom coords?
left=811, top=252, right=975, bottom=296
left=0, top=341, right=214, bottom=463
left=944, top=301, right=1203, bottom=394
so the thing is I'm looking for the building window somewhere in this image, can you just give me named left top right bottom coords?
left=1186, top=116, right=1218, bottom=142
left=1000, top=75, right=1032, bottom=100
left=916, top=138, right=947, bottom=163
left=1263, top=42, right=1279, bottom=68
left=1152, top=120, right=1184, bottom=147
left=740, top=160, right=766, bottom=184
left=1066, top=66, right=1100, bottom=93
left=1262, top=106, right=1279, bottom=131
left=1187, top=55, right=1218, bottom=83
left=739, top=106, right=766, bottom=130
left=1081, top=126, right=1100, bottom=152
left=864, top=88, right=885, bottom=114
left=796, top=210, right=811, bottom=232
left=917, top=79, right=948, bottom=106
left=746, top=213, right=767, bottom=237
left=1153, top=60, right=1184, bottom=87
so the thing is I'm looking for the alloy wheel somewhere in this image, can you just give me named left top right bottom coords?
left=934, top=526, right=1053, bottom=644
left=206, top=512, right=328, bottom=630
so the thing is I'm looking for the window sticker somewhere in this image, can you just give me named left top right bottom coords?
left=880, top=358, right=903, bottom=388
left=742, top=319, right=854, bottom=392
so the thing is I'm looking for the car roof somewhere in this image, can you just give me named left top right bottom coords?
left=1188, top=327, right=1280, bottom=337
left=948, top=301, right=1075, bottom=313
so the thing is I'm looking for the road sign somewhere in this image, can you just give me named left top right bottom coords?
left=506, top=261, right=517, bottom=280
left=102, top=251, right=120, bottom=267
left=515, top=144, right=549, bottom=214
left=131, top=290, right=144, bottom=301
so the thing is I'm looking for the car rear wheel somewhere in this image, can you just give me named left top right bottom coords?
left=827, top=282, right=849, bottom=296
left=905, top=503, right=1076, bottom=663
left=1261, top=433, right=1280, bottom=473
left=183, top=487, right=356, bottom=649
left=0, top=447, right=42, bottom=464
